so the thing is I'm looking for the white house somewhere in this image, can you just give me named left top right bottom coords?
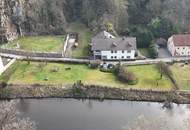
left=91, top=31, right=137, bottom=60
left=167, top=34, right=190, bottom=57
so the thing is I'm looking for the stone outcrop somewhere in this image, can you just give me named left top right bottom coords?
left=0, top=0, right=18, bottom=42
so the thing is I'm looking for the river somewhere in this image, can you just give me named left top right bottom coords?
left=16, top=99, right=190, bottom=130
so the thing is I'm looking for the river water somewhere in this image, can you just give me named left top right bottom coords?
left=16, top=99, right=190, bottom=130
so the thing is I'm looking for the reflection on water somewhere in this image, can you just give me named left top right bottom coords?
left=16, top=99, right=190, bottom=130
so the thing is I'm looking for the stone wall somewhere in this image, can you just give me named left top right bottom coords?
left=0, top=48, right=91, bottom=63
left=1, top=84, right=190, bottom=104
left=0, top=48, right=63, bottom=58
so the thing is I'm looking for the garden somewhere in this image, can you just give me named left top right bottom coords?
left=0, top=61, right=173, bottom=90
left=1, top=35, right=65, bottom=52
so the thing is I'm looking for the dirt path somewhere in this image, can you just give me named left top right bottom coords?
left=64, top=37, right=74, bottom=58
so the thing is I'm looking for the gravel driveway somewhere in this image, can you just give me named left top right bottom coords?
left=158, top=47, right=171, bottom=58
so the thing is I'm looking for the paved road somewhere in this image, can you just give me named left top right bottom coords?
left=1, top=50, right=190, bottom=65
left=0, top=53, right=90, bottom=64
left=106, top=57, right=190, bottom=66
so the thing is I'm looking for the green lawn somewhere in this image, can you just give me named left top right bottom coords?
left=170, top=63, right=190, bottom=90
left=66, top=23, right=92, bottom=58
left=127, top=65, right=173, bottom=90
left=0, top=62, right=173, bottom=90
left=1, top=35, right=65, bottom=52
left=139, top=48, right=150, bottom=58
left=0, top=61, right=125, bottom=87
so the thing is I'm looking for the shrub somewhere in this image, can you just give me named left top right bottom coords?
left=117, top=66, right=138, bottom=85
left=126, top=72, right=138, bottom=85
left=88, top=60, right=100, bottom=69
left=113, top=63, right=121, bottom=75
left=149, top=43, right=158, bottom=59
left=118, top=66, right=128, bottom=81
left=0, top=82, right=7, bottom=88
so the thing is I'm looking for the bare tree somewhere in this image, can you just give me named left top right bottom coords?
left=0, top=101, right=36, bottom=130
left=156, top=61, right=173, bottom=79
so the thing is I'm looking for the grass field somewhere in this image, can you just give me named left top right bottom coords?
left=127, top=65, right=173, bottom=90
left=0, top=62, right=173, bottom=90
left=1, top=35, right=65, bottom=52
left=0, top=61, right=125, bottom=87
left=170, top=63, right=190, bottom=90
left=66, top=23, right=92, bottom=58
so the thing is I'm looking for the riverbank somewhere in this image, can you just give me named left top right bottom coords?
left=0, top=83, right=190, bottom=104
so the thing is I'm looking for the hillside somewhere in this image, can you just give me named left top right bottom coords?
left=1, top=0, right=190, bottom=46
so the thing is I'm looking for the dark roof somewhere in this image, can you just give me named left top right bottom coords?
left=172, top=34, right=190, bottom=46
left=92, top=37, right=137, bottom=51
left=156, top=38, right=167, bottom=46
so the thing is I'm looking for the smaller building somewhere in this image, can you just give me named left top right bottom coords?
left=91, top=31, right=137, bottom=60
left=167, top=34, right=190, bottom=57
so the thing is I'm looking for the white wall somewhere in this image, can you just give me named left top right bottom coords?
left=100, top=50, right=135, bottom=60
left=167, top=37, right=175, bottom=56
left=0, top=57, right=16, bottom=75
left=175, top=46, right=190, bottom=56
left=168, top=36, right=190, bottom=56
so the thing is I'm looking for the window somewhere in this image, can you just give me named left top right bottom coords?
left=127, top=56, right=130, bottom=59
left=122, top=50, right=125, bottom=53
left=183, top=47, right=185, bottom=49
left=111, top=56, right=113, bottom=59
left=102, top=56, right=107, bottom=59
left=177, top=48, right=180, bottom=49
left=115, top=56, right=117, bottom=59
left=128, top=50, right=131, bottom=53
left=122, top=56, right=124, bottom=59
left=115, top=51, right=117, bottom=53
left=111, top=50, right=113, bottom=53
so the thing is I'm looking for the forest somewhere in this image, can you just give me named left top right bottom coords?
left=1, top=0, right=190, bottom=47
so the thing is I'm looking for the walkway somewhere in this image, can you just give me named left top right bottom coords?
left=106, top=57, right=190, bottom=66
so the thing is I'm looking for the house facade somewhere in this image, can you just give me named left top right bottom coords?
left=91, top=31, right=137, bottom=60
left=167, top=34, right=190, bottom=57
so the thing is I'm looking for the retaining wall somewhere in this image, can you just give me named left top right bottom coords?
left=1, top=84, right=190, bottom=104
left=0, top=48, right=63, bottom=58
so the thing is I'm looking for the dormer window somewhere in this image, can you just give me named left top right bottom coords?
left=126, top=42, right=132, bottom=48
left=112, top=42, right=117, bottom=47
